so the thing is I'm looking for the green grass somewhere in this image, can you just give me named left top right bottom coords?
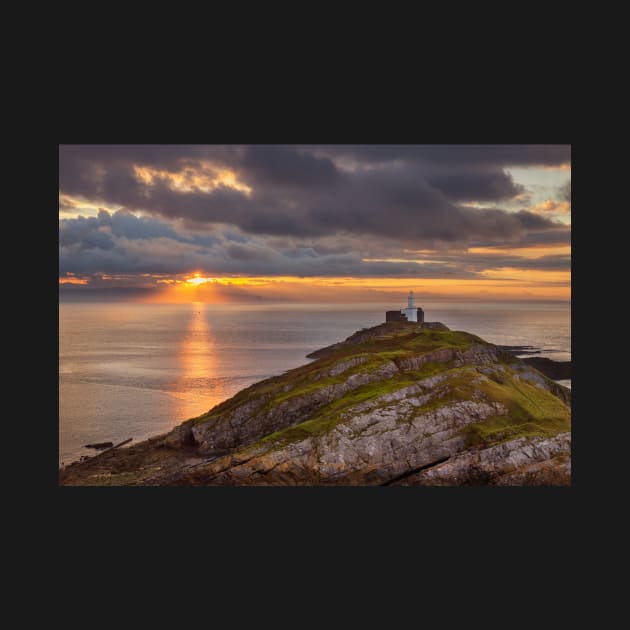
left=324, top=329, right=481, bottom=361
left=250, top=362, right=469, bottom=451
left=272, top=374, right=345, bottom=404
left=480, top=376, right=570, bottom=422
left=464, top=414, right=569, bottom=448
left=464, top=372, right=571, bottom=448
left=263, top=329, right=481, bottom=409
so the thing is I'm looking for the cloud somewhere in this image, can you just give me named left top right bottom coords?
left=241, top=145, right=340, bottom=189
left=511, top=210, right=560, bottom=229
left=59, top=146, right=571, bottom=287
left=309, top=144, right=571, bottom=167
left=59, top=194, right=78, bottom=212
left=59, top=212, right=468, bottom=278
left=59, top=210, right=570, bottom=283
left=457, top=252, right=571, bottom=271
left=488, top=226, right=571, bottom=247
left=529, top=200, right=571, bottom=215
left=426, top=169, right=524, bottom=201
left=225, top=243, right=273, bottom=261
left=59, top=145, right=568, bottom=245
left=100, top=209, right=182, bottom=240
left=59, top=215, right=115, bottom=250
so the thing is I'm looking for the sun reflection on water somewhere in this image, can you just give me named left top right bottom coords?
left=176, top=303, right=218, bottom=420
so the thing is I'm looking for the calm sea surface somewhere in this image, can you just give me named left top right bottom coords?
left=59, top=301, right=571, bottom=465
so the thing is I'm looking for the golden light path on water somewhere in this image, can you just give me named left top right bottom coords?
left=175, top=302, right=219, bottom=421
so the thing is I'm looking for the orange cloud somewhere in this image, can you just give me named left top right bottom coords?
left=133, top=162, right=252, bottom=196
left=468, top=245, right=571, bottom=259
left=59, top=277, right=88, bottom=285
left=529, top=200, right=571, bottom=215
left=542, top=163, right=571, bottom=171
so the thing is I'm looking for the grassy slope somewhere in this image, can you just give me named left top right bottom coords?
left=464, top=372, right=570, bottom=447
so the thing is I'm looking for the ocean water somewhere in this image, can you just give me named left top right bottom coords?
left=59, top=301, right=571, bottom=465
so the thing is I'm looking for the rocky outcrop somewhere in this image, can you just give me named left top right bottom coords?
left=521, top=357, right=571, bottom=380
left=84, top=442, right=114, bottom=450
left=190, top=360, right=400, bottom=456
left=391, top=433, right=571, bottom=486
left=498, top=345, right=571, bottom=380
left=60, top=322, right=571, bottom=486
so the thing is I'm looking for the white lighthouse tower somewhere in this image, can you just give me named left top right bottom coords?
left=402, top=291, right=418, bottom=322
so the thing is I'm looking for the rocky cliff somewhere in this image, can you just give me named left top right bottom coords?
left=59, top=322, right=571, bottom=486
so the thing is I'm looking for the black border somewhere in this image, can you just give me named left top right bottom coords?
left=48, top=100, right=579, bottom=558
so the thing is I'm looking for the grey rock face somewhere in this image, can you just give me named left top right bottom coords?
left=179, top=396, right=505, bottom=486
left=190, top=360, right=400, bottom=456
left=392, top=433, right=571, bottom=486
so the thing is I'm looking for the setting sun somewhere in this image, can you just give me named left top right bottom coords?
left=186, top=274, right=214, bottom=286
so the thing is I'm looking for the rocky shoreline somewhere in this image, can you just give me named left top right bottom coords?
left=520, top=357, right=570, bottom=380
left=498, top=346, right=571, bottom=381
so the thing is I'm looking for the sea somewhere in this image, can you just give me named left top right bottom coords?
left=59, top=301, right=571, bottom=465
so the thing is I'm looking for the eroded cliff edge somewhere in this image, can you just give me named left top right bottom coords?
left=60, top=322, right=571, bottom=486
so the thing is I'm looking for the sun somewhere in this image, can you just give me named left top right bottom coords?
left=185, top=273, right=214, bottom=286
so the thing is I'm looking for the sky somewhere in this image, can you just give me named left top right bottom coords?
left=59, top=145, right=571, bottom=304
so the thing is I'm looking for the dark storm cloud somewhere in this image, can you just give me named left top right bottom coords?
left=511, top=210, right=558, bottom=230
left=58, top=145, right=569, bottom=244
left=281, top=246, right=318, bottom=259
left=156, top=185, right=256, bottom=225
left=439, top=251, right=571, bottom=272
left=510, top=254, right=571, bottom=270
left=59, top=215, right=115, bottom=249
left=58, top=145, right=242, bottom=195
left=100, top=209, right=181, bottom=240
left=59, top=144, right=571, bottom=179
left=426, top=169, right=523, bottom=201
left=311, top=144, right=571, bottom=167
left=59, top=145, right=570, bottom=279
left=59, top=209, right=181, bottom=245
left=225, top=243, right=273, bottom=261
left=303, top=165, right=557, bottom=243
left=241, top=145, right=340, bottom=188
left=483, top=226, right=571, bottom=248
left=59, top=212, right=482, bottom=279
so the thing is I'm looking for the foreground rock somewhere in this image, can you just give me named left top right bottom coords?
left=60, top=322, right=571, bottom=486
left=84, top=441, right=114, bottom=450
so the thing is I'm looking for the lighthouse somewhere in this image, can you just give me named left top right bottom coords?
left=385, top=292, right=425, bottom=324
left=403, top=291, right=418, bottom=322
